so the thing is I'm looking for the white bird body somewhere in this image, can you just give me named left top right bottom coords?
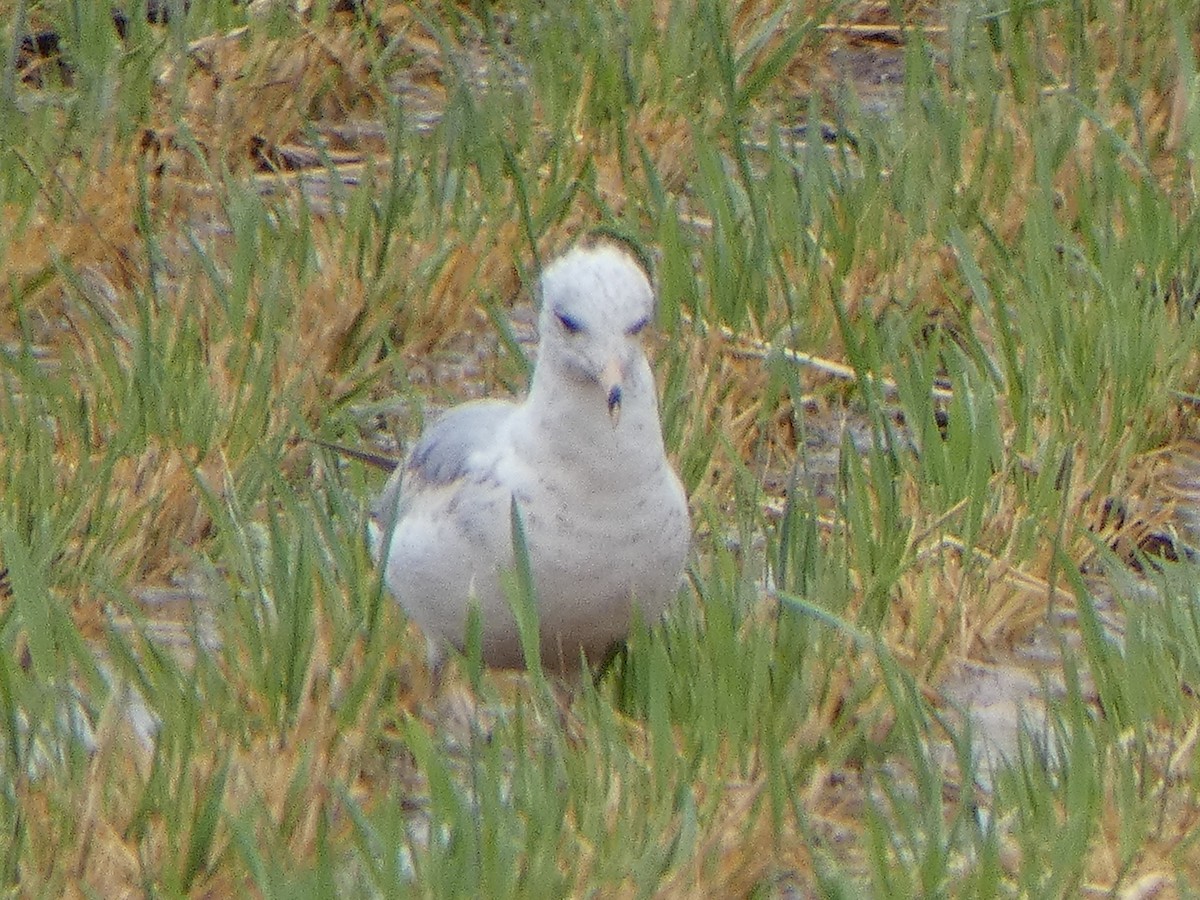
left=370, top=242, right=689, bottom=672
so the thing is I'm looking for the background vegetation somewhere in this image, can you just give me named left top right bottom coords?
left=3, top=0, right=1200, bottom=895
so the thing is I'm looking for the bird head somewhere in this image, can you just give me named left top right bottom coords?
left=536, top=241, right=656, bottom=426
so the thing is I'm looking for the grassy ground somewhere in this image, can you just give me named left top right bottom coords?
left=4, top=0, right=1200, bottom=895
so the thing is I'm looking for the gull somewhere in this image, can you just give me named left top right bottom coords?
left=369, top=239, right=690, bottom=674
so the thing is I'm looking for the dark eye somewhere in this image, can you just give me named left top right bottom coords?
left=626, top=316, right=650, bottom=336
left=555, top=310, right=583, bottom=334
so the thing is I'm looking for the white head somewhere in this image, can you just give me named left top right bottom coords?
left=535, top=241, right=656, bottom=422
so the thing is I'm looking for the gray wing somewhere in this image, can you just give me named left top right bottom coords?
left=370, top=399, right=515, bottom=524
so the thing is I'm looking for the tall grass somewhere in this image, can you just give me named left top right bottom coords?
left=2, top=0, right=1200, bottom=894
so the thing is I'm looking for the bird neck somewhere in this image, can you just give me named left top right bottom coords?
left=521, top=358, right=664, bottom=463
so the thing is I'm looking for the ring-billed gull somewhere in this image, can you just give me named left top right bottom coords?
left=370, top=239, right=690, bottom=673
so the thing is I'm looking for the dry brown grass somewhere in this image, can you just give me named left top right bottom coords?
left=6, top=0, right=1200, bottom=894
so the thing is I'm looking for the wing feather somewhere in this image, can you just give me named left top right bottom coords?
left=370, top=399, right=515, bottom=526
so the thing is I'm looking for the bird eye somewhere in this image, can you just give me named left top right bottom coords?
left=626, top=316, right=650, bottom=336
left=555, top=310, right=583, bottom=334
